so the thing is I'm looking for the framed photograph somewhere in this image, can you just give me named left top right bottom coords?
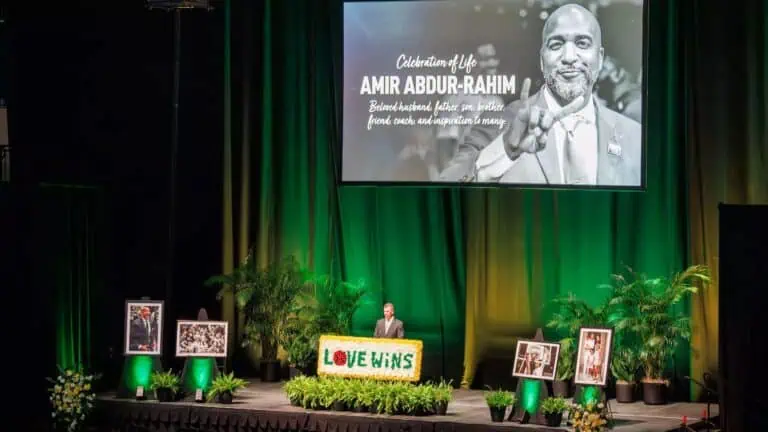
left=575, top=327, right=614, bottom=387
left=512, top=339, right=560, bottom=381
left=175, top=320, right=229, bottom=358
left=124, top=300, right=164, bottom=356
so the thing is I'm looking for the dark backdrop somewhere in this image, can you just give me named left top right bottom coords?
left=5, top=1, right=226, bottom=424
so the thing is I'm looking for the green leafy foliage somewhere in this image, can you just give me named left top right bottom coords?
left=609, top=265, right=709, bottom=380
left=541, top=397, right=568, bottom=415
left=484, top=388, right=515, bottom=408
left=555, top=338, right=576, bottom=381
left=206, top=252, right=309, bottom=360
left=150, top=370, right=180, bottom=393
left=282, top=376, right=452, bottom=415
left=206, top=372, right=248, bottom=402
left=611, top=348, right=641, bottom=383
left=280, top=273, right=373, bottom=368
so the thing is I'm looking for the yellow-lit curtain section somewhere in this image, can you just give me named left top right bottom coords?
left=686, top=1, right=768, bottom=394
left=462, top=190, right=543, bottom=387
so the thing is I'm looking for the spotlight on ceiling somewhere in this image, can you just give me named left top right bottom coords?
left=146, top=0, right=213, bottom=11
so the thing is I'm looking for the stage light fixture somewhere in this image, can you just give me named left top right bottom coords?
left=146, top=0, right=213, bottom=10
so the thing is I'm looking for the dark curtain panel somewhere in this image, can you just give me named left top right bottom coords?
left=686, top=0, right=768, bottom=399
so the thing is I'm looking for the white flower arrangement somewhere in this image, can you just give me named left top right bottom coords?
left=47, top=366, right=99, bottom=432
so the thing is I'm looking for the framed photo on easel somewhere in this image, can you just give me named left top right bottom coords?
left=512, top=339, right=561, bottom=381
left=574, top=327, right=614, bottom=387
left=175, top=320, right=229, bottom=358
left=124, top=300, right=164, bottom=356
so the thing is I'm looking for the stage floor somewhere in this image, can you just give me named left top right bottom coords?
left=97, top=382, right=718, bottom=431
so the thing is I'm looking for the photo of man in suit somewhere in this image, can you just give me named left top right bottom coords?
left=440, top=3, right=642, bottom=187
left=125, top=303, right=162, bottom=355
left=374, top=302, right=404, bottom=339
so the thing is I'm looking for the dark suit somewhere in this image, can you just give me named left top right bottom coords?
left=129, top=318, right=158, bottom=351
left=374, top=318, right=404, bottom=339
left=440, top=88, right=642, bottom=186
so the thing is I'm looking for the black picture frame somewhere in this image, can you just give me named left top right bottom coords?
left=338, top=0, right=649, bottom=192
left=512, top=339, right=561, bottom=381
left=123, top=300, right=164, bottom=356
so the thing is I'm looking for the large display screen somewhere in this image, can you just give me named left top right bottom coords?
left=342, top=0, right=646, bottom=189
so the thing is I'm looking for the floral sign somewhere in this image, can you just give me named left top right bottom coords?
left=317, top=335, right=423, bottom=381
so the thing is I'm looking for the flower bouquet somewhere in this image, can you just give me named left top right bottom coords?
left=47, top=366, right=100, bottom=432
left=570, top=401, right=610, bottom=432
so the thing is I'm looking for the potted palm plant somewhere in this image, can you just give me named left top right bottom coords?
left=611, top=348, right=641, bottom=403
left=207, top=252, right=308, bottom=382
left=610, top=265, right=709, bottom=405
left=206, top=372, right=248, bottom=403
left=484, top=388, right=515, bottom=423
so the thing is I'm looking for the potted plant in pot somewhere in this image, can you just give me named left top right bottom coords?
left=433, top=379, right=453, bottom=415
left=283, top=376, right=309, bottom=406
left=610, top=265, right=709, bottom=405
left=411, top=385, right=436, bottom=416
left=206, top=372, right=248, bottom=404
left=329, top=378, right=347, bottom=411
left=611, top=348, right=640, bottom=403
left=150, top=370, right=180, bottom=402
left=282, top=324, right=319, bottom=378
left=355, top=380, right=377, bottom=413
left=484, top=388, right=515, bottom=423
left=541, top=397, right=568, bottom=427
left=207, top=252, right=309, bottom=382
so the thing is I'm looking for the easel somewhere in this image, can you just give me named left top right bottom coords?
left=507, top=329, right=551, bottom=426
left=116, top=297, right=164, bottom=400
left=179, top=308, right=221, bottom=402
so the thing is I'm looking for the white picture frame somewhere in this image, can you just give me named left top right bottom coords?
left=574, top=327, right=614, bottom=387
left=512, top=339, right=561, bottom=381
left=175, top=320, right=229, bottom=358
left=124, top=300, right=164, bottom=356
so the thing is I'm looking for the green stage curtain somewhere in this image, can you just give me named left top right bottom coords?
left=686, top=0, right=768, bottom=395
left=222, top=0, right=768, bottom=396
left=221, top=0, right=467, bottom=380
left=35, top=185, right=105, bottom=371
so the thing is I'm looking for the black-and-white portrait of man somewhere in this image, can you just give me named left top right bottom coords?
left=438, top=2, right=643, bottom=186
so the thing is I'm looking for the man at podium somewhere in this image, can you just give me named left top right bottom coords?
left=374, top=302, right=404, bottom=339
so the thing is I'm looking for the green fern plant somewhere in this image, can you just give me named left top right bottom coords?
left=150, top=370, right=180, bottom=393
left=206, top=372, right=248, bottom=402
left=541, top=397, right=568, bottom=415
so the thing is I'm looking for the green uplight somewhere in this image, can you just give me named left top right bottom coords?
left=184, top=358, right=215, bottom=391
left=126, top=355, right=154, bottom=389
left=521, top=379, right=541, bottom=413
left=580, top=385, right=601, bottom=405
